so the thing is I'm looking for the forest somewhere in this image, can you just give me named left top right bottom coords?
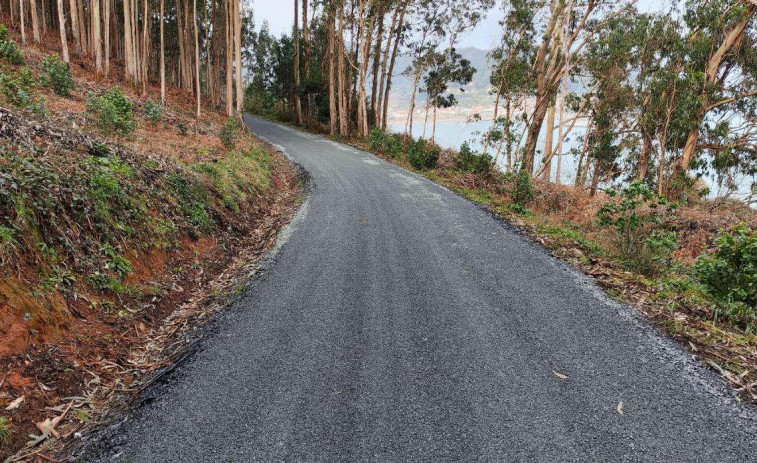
left=246, top=0, right=757, bottom=202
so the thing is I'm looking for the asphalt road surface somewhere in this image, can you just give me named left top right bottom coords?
left=86, top=116, right=757, bottom=462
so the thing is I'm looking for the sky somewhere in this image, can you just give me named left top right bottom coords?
left=251, top=0, right=671, bottom=51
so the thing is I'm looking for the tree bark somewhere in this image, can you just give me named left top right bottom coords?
left=160, top=0, right=166, bottom=103
left=381, top=0, right=407, bottom=131
left=234, top=0, right=242, bottom=116
left=194, top=0, right=201, bottom=117
left=57, top=0, right=70, bottom=62
left=328, top=1, right=337, bottom=135
left=225, top=0, right=233, bottom=115
left=19, top=0, right=26, bottom=45
left=93, top=0, right=103, bottom=73
left=540, top=103, right=556, bottom=180
left=293, top=0, right=302, bottom=124
left=337, top=0, right=348, bottom=135
left=30, top=0, right=41, bottom=44
left=302, top=0, right=310, bottom=124
left=105, top=0, right=110, bottom=75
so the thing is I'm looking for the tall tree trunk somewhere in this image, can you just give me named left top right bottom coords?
left=328, top=2, right=337, bottom=135
left=234, top=0, right=242, bottom=116
left=293, top=0, right=302, bottom=124
left=123, top=0, right=132, bottom=79
left=225, top=0, right=232, bottom=115
left=77, top=0, right=87, bottom=52
left=204, top=0, right=211, bottom=100
left=212, top=0, right=222, bottom=107
left=194, top=0, right=201, bottom=117
left=337, top=0, right=348, bottom=135
left=540, top=103, right=556, bottom=180
left=376, top=4, right=398, bottom=130
left=302, top=0, right=310, bottom=124
left=30, top=0, right=41, bottom=43
left=381, top=0, right=407, bottom=130
left=370, top=6, right=384, bottom=126
left=105, top=0, right=110, bottom=75
left=57, top=0, right=70, bottom=62
left=19, top=0, right=26, bottom=45
left=141, top=0, right=149, bottom=93
left=160, top=0, right=166, bottom=103
left=356, top=0, right=374, bottom=138
left=93, top=0, right=102, bottom=73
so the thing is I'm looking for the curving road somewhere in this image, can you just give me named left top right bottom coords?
left=87, top=116, right=757, bottom=462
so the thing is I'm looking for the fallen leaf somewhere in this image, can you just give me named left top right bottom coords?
left=553, top=370, right=569, bottom=380
left=617, top=402, right=624, bottom=415
left=36, top=417, right=60, bottom=438
left=5, top=395, right=24, bottom=410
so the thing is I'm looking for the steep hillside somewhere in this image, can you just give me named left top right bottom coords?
left=0, top=25, right=301, bottom=460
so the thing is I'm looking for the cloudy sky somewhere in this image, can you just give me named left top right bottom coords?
left=251, top=0, right=672, bottom=51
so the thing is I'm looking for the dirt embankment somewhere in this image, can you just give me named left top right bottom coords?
left=0, top=35, right=302, bottom=460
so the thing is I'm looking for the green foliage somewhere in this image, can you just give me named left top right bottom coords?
left=597, top=182, right=677, bottom=275
left=367, top=129, right=403, bottom=158
left=142, top=99, right=163, bottom=123
left=102, top=244, right=132, bottom=278
left=695, top=224, right=757, bottom=308
left=0, top=25, right=23, bottom=65
left=0, top=67, right=45, bottom=113
left=219, top=117, right=243, bottom=149
left=177, top=122, right=188, bottom=135
left=0, top=224, right=16, bottom=262
left=454, top=142, right=493, bottom=174
left=512, top=169, right=534, bottom=205
left=85, top=87, right=136, bottom=136
left=407, top=139, right=439, bottom=170
left=40, top=54, right=74, bottom=96
left=0, top=416, right=12, bottom=446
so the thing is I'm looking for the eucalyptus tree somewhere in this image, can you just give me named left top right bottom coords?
left=421, top=48, right=476, bottom=141
left=673, top=0, right=757, bottom=194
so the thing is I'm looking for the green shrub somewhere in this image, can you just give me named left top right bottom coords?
left=368, top=129, right=403, bottom=159
left=219, top=117, right=242, bottom=149
left=177, top=122, right=188, bottom=135
left=142, top=99, right=162, bottom=123
left=0, top=26, right=23, bottom=65
left=597, top=182, right=677, bottom=275
left=695, top=224, right=757, bottom=307
left=40, top=53, right=74, bottom=96
left=407, top=139, right=439, bottom=170
left=454, top=142, right=493, bottom=174
left=512, top=169, right=535, bottom=205
left=85, top=87, right=136, bottom=136
left=0, top=67, right=45, bottom=113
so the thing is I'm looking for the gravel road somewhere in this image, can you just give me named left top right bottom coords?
left=85, top=115, right=757, bottom=462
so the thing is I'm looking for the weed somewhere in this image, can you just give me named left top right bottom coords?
left=102, top=244, right=132, bottom=278
left=85, top=87, right=136, bottom=136
left=219, top=117, right=242, bottom=150
left=0, top=416, right=12, bottom=445
left=40, top=53, right=74, bottom=96
left=597, top=182, right=677, bottom=276
left=142, top=99, right=162, bottom=123
left=512, top=169, right=534, bottom=205
left=177, top=122, right=188, bottom=135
